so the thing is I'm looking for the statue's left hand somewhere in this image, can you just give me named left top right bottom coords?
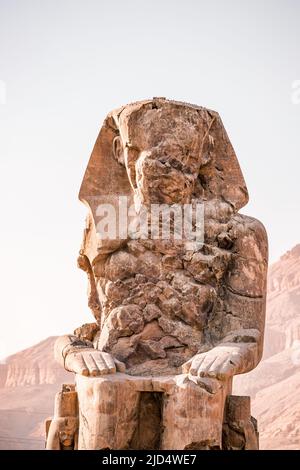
left=182, top=345, right=245, bottom=380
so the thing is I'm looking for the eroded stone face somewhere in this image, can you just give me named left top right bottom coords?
left=122, top=103, right=204, bottom=205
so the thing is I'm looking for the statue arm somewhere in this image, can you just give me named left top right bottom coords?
left=54, top=334, right=126, bottom=376
left=183, top=216, right=268, bottom=380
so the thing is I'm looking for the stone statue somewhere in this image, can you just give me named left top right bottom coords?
left=46, top=98, right=268, bottom=450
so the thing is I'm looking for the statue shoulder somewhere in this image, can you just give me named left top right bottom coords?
left=224, top=214, right=268, bottom=299
left=229, top=213, right=268, bottom=262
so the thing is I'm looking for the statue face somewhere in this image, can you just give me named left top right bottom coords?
left=116, top=106, right=203, bottom=206
left=126, top=140, right=198, bottom=205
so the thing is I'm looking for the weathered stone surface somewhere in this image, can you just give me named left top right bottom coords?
left=76, top=373, right=230, bottom=450
left=46, top=384, right=78, bottom=450
left=222, top=395, right=258, bottom=450
left=48, top=98, right=268, bottom=449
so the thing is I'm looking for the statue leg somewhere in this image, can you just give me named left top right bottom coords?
left=45, top=384, right=78, bottom=450
left=76, top=373, right=141, bottom=450
left=159, top=375, right=229, bottom=450
left=222, top=395, right=259, bottom=450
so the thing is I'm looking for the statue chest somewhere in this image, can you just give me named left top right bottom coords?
left=93, top=242, right=232, bottom=376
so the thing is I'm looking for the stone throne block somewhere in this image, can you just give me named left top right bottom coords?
left=46, top=378, right=258, bottom=450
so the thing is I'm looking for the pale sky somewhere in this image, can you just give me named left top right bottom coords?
left=0, top=0, right=299, bottom=358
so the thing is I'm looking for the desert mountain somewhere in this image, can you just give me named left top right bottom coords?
left=234, top=244, right=300, bottom=449
left=0, top=337, right=72, bottom=449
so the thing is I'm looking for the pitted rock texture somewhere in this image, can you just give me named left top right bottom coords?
left=80, top=212, right=267, bottom=377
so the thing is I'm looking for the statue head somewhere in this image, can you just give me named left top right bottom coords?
left=113, top=99, right=207, bottom=206
left=79, top=97, right=248, bottom=214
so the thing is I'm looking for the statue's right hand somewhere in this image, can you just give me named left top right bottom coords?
left=65, top=349, right=126, bottom=376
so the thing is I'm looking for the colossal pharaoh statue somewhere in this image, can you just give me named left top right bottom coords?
left=46, top=98, right=268, bottom=450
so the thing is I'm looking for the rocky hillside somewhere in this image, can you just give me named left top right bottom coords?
left=0, top=244, right=300, bottom=449
left=234, top=244, right=300, bottom=449
left=0, top=337, right=73, bottom=449
left=265, top=244, right=300, bottom=354
left=0, top=337, right=70, bottom=388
